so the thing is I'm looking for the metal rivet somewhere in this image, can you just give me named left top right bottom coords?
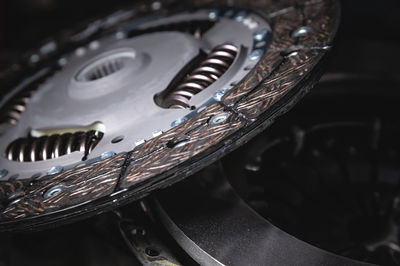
left=100, top=151, right=116, bottom=160
left=115, top=31, right=126, bottom=39
left=152, top=130, right=163, bottom=138
left=135, top=139, right=146, bottom=146
left=39, top=41, right=57, bottom=55
left=75, top=163, right=86, bottom=169
left=209, top=113, right=230, bottom=125
left=89, top=41, right=100, bottom=50
left=208, top=10, right=218, bottom=20
left=58, top=57, right=68, bottom=66
left=287, top=51, right=299, bottom=57
left=234, top=11, right=247, bottom=21
left=213, top=88, right=229, bottom=101
left=75, top=47, right=86, bottom=57
left=167, top=135, right=190, bottom=149
left=292, top=26, right=312, bottom=38
left=243, top=17, right=259, bottom=30
left=197, top=106, right=206, bottom=113
left=151, top=1, right=161, bottom=10
left=47, top=166, right=63, bottom=175
left=9, top=197, right=23, bottom=206
left=255, top=41, right=267, bottom=49
left=175, top=140, right=190, bottom=148
left=171, top=117, right=187, bottom=128
left=0, top=169, right=8, bottom=179
left=44, top=186, right=64, bottom=199
left=248, top=49, right=263, bottom=61
left=253, top=28, right=268, bottom=42
left=29, top=54, right=40, bottom=64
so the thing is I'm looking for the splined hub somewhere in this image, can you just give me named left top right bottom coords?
left=0, top=0, right=339, bottom=231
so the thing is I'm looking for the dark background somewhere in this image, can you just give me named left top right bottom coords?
left=0, top=0, right=399, bottom=265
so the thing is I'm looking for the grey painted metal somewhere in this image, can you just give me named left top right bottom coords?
left=0, top=9, right=270, bottom=180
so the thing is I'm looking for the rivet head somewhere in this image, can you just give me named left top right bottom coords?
left=58, top=57, right=68, bottom=66
left=287, top=51, right=299, bottom=57
left=173, top=139, right=190, bottom=148
left=100, top=151, right=116, bottom=160
left=135, top=139, right=146, bottom=146
left=89, top=41, right=100, bottom=50
left=115, top=31, right=126, bottom=39
left=151, top=1, right=161, bottom=10
left=292, top=26, right=312, bottom=38
left=213, top=88, right=229, bottom=101
left=75, top=47, right=86, bottom=57
left=29, top=54, right=40, bottom=64
left=167, top=135, right=190, bottom=149
left=249, top=49, right=263, bottom=61
left=234, top=11, right=247, bottom=21
left=44, top=186, right=65, bottom=199
left=152, top=130, right=163, bottom=137
left=47, top=166, right=63, bottom=176
left=9, top=197, right=23, bottom=206
left=171, top=117, right=187, bottom=128
left=209, top=113, right=230, bottom=125
left=253, top=29, right=268, bottom=42
left=208, top=10, right=218, bottom=20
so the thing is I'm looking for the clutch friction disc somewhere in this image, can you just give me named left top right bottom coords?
left=0, top=0, right=339, bottom=231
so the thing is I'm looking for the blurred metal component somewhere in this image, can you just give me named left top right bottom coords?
left=120, top=218, right=181, bottom=265
left=153, top=165, right=371, bottom=266
left=116, top=202, right=183, bottom=266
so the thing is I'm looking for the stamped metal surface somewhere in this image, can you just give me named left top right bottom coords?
left=0, top=0, right=339, bottom=231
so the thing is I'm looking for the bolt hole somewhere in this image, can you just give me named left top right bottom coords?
left=167, top=136, right=190, bottom=149
left=145, top=248, right=160, bottom=257
left=244, top=66, right=252, bottom=71
left=112, top=136, right=124, bottom=144
left=44, top=186, right=64, bottom=199
left=209, top=113, right=230, bottom=125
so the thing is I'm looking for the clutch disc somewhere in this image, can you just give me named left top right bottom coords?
left=0, top=0, right=339, bottom=231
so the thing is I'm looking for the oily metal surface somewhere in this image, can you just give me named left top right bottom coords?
left=0, top=0, right=339, bottom=231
